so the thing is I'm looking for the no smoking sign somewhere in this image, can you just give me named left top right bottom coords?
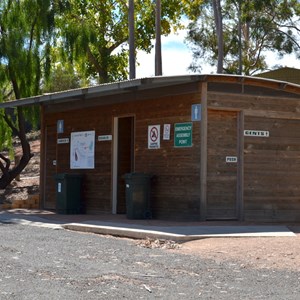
left=148, top=125, right=160, bottom=149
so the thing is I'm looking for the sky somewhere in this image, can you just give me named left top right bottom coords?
left=135, top=28, right=300, bottom=78
left=136, top=28, right=196, bottom=78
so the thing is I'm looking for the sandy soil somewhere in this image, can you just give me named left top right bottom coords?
left=178, top=234, right=300, bottom=271
left=0, top=139, right=40, bottom=203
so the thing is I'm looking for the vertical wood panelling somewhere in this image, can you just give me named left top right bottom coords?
left=43, top=125, right=57, bottom=209
left=237, top=111, right=244, bottom=221
left=200, top=82, right=208, bottom=221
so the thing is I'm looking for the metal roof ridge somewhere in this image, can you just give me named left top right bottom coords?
left=1, top=74, right=300, bottom=108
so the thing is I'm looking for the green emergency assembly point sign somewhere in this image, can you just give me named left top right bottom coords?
left=174, top=122, right=193, bottom=147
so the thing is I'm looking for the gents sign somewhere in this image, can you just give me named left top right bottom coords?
left=174, top=122, right=193, bottom=147
left=244, top=130, right=269, bottom=137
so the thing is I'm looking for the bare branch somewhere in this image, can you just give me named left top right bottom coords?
left=276, top=28, right=300, bottom=49
left=0, top=153, right=10, bottom=171
left=0, top=160, right=7, bottom=176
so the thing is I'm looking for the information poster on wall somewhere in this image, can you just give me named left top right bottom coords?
left=70, top=131, right=95, bottom=169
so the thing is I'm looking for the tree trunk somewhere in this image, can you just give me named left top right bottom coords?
left=155, top=0, right=162, bottom=76
left=212, top=0, right=224, bottom=74
left=0, top=107, right=33, bottom=189
left=128, top=0, right=136, bottom=79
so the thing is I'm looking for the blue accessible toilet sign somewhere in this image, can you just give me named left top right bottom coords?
left=191, top=104, right=201, bottom=121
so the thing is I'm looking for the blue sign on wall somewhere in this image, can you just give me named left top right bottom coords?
left=191, top=104, right=201, bottom=121
left=57, top=120, right=64, bottom=133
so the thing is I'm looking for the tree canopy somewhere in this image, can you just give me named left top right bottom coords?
left=186, top=0, right=300, bottom=75
left=0, top=0, right=188, bottom=188
left=1, top=0, right=300, bottom=189
left=0, top=0, right=56, bottom=188
left=57, top=0, right=185, bottom=83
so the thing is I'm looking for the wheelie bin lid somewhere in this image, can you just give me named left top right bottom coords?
left=54, top=173, right=83, bottom=180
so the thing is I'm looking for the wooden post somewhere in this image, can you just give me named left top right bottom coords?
left=237, top=110, right=244, bottom=220
left=39, top=105, right=45, bottom=209
left=200, top=82, right=208, bottom=221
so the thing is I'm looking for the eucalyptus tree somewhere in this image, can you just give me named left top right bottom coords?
left=0, top=0, right=56, bottom=188
left=57, top=0, right=185, bottom=84
left=212, top=0, right=223, bottom=73
left=186, top=0, right=300, bottom=75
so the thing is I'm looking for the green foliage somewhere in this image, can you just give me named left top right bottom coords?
left=186, top=0, right=300, bottom=75
left=58, top=0, right=185, bottom=83
left=0, top=0, right=55, bottom=98
left=0, top=109, right=12, bottom=152
left=43, top=63, right=82, bottom=93
left=0, top=0, right=56, bottom=151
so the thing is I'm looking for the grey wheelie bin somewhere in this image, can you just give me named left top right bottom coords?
left=123, top=172, right=152, bottom=219
left=54, top=173, right=83, bottom=214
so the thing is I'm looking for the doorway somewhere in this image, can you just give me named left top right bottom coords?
left=112, top=116, right=134, bottom=214
left=206, top=110, right=239, bottom=219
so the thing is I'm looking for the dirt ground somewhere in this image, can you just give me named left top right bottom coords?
left=177, top=233, right=300, bottom=271
left=0, top=138, right=40, bottom=204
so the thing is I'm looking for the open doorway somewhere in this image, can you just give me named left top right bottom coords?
left=112, top=116, right=134, bottom=214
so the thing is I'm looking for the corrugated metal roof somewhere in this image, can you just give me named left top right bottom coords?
left=256, top=67, right=300, bottom=85
left=1, top=74, right=300, bottom=109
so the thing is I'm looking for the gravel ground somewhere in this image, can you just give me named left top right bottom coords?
left=0, top=223, right=299, bottom=299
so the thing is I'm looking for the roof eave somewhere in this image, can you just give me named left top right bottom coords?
left=1, top=74, right=300, bottom=109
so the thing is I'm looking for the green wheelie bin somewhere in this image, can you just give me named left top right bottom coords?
left=123, top=172, right=152, bottom=219
left=54, top=173, right=83, bottom=214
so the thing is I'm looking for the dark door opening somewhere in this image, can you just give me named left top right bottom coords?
left=116, top=116, right=134, bottom=214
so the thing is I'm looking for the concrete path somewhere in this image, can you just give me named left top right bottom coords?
left=0, top=209, right=296, bottom=241
left=63, top=221, right=296, bottom=241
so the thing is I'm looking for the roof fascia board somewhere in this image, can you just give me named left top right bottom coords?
left=1, top=74, right=300, bottom=109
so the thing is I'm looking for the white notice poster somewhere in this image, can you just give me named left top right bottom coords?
left=70, top=131, right=95, bottom=169
left=163, top=124, right=171, bottom=140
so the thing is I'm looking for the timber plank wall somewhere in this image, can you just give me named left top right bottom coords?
left=208, top=91, right=300, bottom=221
left=42, top=90, right=201, bottom=220
left=41, top=79, right=300, bottom=222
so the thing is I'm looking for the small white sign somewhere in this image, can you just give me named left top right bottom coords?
left=163, top=124, right=171, bottom=140
left=244, top=130, right=269, bottom=137
left=57, top=182, right=62, bottom=193
left=148, top=125, right=160, bottom=149
left=98, top=135, right=112, bottom=141
left=57, top=138, right=70, bottom=144
left=226, top=156, right=238, bottom=163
